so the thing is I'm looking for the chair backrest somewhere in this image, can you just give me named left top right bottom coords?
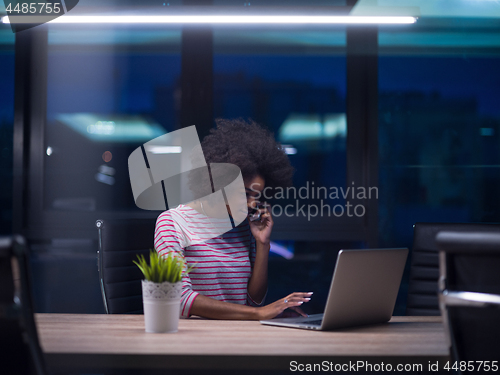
left=437, top=231, right=500, bottom=363
left=407, top=222, right=500, bottom=315
left=0, top=235, right=47, bottom=375
left=96, top=219, right=157, bottom=314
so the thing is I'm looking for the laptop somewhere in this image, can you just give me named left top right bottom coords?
left=260, top=248, right=408, bottom=330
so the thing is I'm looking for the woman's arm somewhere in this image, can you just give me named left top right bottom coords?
left=247, top=241, right=270, bottom=304
left=244, top=206, right=310, bottom=318
left=190, top=292, right=311, bottom=320
left=155, top=211, right=200, bottom=318
left=247, top=206, right=273, bottom=304
left=190, top=294, right=259, bottom=320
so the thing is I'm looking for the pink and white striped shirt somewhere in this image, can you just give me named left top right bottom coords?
left=154, top=204, right=265, bottom=318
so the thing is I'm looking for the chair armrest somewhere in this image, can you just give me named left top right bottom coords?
left=437, top=231, right=500, bottom=253
left=440, top=290, right=500, bottom=308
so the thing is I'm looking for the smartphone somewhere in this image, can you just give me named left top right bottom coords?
left=248, top=202, right=266, bottom=222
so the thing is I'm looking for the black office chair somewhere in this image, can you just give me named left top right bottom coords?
left=0, top=235, right=47, bottom=375
left=96, top=219, right=156, bottom=314
left=406, top=222, right=500, bottom=315
left=437, top=231, right=500, bottom=364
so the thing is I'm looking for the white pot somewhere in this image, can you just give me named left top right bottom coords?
left=142, top=280, right=182, bottom=333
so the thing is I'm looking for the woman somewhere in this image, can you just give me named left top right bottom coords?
left=154, top=118, right=312, bottom=319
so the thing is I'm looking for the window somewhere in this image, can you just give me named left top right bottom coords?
left=379, top=35, right=500, bottom=248
left=43, top=26, right=181, bottom=214
left=214, top=30, right=353, bottom=240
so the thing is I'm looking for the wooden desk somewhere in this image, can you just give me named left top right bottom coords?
left=36, top=314, right=449, bottom=372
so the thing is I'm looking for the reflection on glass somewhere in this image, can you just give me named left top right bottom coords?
left=214, top=51, right=347, bottom=215
left=379, top=56, right=500, bottom=247
left=44, top=27, right=181, bottom=212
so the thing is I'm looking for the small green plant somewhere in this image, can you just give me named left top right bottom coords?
left=133, top=250, right=190, bottom=283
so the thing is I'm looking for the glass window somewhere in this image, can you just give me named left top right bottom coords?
left=44, top=26, right=181, bottom=213
left=378, top=55, right=500, bottom=247
left=214, top=30, right=348, bottom=226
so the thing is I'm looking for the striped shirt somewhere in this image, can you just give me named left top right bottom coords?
left=154, top=204, right=265, bottom=318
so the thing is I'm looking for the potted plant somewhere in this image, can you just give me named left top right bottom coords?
left=133, top=250, right=187, bottom=333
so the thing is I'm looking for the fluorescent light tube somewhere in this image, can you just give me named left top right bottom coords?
left=2, top=15, right=417, bottom=25
left=145, top=146, right=182, bottom=154
left=282, top=146, right=298, bottom=155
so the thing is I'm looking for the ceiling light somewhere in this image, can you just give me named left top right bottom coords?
left=2, top=15, right=417, bottom=25
left=145, top=146, right=182, bottom=154
left=282, top=145, right=298, bottom=155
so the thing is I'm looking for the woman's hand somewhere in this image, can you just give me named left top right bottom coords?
left=256, top=292, right=313, bottom=320
left=249, top=203, right=273, bottom=245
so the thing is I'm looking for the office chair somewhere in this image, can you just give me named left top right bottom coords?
left=406, top=222, right=500, bottom=315
left=0, top=235, right=47, bottom=375
left=96, top=219, right=156, bottom=314
left=437, top=230, right=500, bottom=364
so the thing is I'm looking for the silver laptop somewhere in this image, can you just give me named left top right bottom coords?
left=260, top=248, right=408, bottom=330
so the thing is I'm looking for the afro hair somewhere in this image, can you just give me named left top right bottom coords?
left=201, top=118, right=294, bottom=189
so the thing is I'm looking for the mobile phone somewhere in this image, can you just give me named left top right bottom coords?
left=248, top=202, right=266, bottom=222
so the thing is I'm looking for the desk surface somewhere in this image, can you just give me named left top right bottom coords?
left=36, top=314, right=449, bottom=371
